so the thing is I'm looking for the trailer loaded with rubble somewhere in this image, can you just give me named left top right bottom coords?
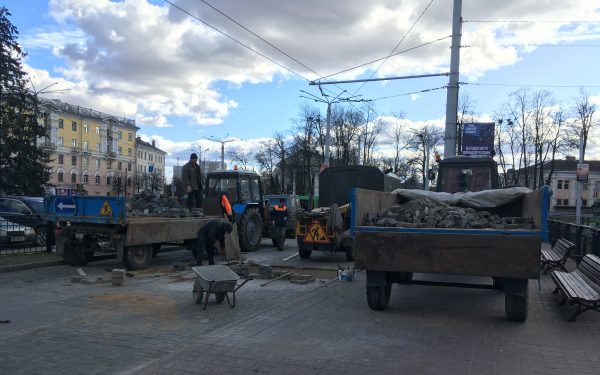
left=350, top=186, right=549, bottom=322
left=45, top=195, right=224, bottom=270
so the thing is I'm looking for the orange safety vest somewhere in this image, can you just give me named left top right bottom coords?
left=221, top=194, right=232, bottom=216
left=274, top=204, right=287, bottom=211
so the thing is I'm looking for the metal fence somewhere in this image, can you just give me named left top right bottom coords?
left=0, top=220, right=54, bottom=256
left=548, top=219, right=600, bottom=259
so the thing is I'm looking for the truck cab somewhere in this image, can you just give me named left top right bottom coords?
left=436, top=156, right=499, bottom=193
left=203, top=169, right=265, bottom=251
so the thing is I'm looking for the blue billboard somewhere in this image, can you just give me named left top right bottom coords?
left=461, top=122, right=495, bottom=156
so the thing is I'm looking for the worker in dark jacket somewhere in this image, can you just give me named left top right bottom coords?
left=194, top=221, right=234, bottom=265
left=181, top=153, right=203, bottom=209
left=271, top=198, right=288, bottom=250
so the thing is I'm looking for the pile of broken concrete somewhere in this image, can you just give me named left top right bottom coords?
left=127, top=193, right=203, bottom=218
left=366, top=197, right=534, bottom=230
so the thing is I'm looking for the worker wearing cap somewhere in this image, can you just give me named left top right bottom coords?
left=181, top=153, right=203, bottom=209
left=271, top=198, right=288, bottom=250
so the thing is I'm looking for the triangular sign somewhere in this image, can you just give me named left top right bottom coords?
left=100, top=200, right=113, bottom=216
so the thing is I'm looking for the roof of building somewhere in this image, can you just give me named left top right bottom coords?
left=512, top=159, right=600, bottom=173
left=39, top=97, right=138, bottom=130
left=135, top=138, right=167, bottom=155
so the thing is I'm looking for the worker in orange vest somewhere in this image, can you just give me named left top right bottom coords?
left=221, top=193, right=234, bottom=223
left=271, top=198, right=288, bottom=250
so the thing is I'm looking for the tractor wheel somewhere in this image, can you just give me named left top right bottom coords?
left=238, top=208, right=263, bottom=252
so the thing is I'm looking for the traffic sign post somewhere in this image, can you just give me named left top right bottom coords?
left=54, top=196, right=77, bottom=216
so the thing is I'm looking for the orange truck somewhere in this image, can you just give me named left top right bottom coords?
left=295, top=165, right=401, bottom=261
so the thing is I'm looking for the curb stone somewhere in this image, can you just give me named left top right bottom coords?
left=0, top=260, right=64, bottom=273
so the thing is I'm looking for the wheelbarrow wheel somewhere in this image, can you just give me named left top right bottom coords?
left=215, top=292, right=226, bottom=303
left=193, top=279, right=204, bottom=304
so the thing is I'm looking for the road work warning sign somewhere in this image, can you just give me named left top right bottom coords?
left=304, top=222, right=329, bottom=243
left=100, top=200, right=113, bottom=216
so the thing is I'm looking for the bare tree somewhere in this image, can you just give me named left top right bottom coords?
left=569, top=88, right=597, bottom=160
left=228, top=149, right=252, bottom=169
left=359, top=102, right=381, bottom=165
left=410, top=125, right=444, bottom=189
left=255, top=139, right=278, bottom=193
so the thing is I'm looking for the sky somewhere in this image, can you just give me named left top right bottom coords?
left=4, top=0, right=600, bottom=181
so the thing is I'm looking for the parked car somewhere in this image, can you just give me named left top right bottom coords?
left=0, top=217, right=37, bottom=245
left=0, top=196, right=48, bottom=246
left=264, top=194, right=298, bottom=238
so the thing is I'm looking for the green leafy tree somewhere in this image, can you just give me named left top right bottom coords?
left=0, top=7, right=49, bottom=195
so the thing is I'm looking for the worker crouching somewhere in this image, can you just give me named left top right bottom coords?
left=195, top=221, right=234, bottom=266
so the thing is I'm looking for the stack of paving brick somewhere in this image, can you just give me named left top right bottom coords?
left=366, top=197, right=534, bottom=230
left=127, top=193, right=202, bottom=218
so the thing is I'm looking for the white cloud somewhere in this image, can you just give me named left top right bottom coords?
left=18, top=0, right=600, bottom=152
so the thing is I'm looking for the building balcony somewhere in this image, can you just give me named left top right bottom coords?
left=40, top=141, right=56, bottom=150
left=70, top=147, right=81, bottom=154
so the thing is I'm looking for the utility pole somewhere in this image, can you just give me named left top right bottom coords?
left=206, top=135, right=234, bottom=170
left=443, top=0, right=462, bottom=158
left=576, top=132, right=584, bottom=225
left=300, top=86, right=368, bottom=168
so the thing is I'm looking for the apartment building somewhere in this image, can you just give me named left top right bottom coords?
left=38, top=98, right=138, bottom=196
left=508, top=158, right=600, bottom=211
left=135, top=137, right=167, bottom=193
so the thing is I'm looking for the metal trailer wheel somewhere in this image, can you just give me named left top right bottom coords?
left=193, top=279, right=204, bottom=304
left=123, top=245, right=153, bottom=270
left=505, top=290, right=528, bottom=322
left=366, top=283, right=391, bottom=311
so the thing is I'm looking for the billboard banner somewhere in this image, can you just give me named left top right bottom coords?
left=461, top=122, right=495, bottom=156
left=577, top=163, right=589, bottom=182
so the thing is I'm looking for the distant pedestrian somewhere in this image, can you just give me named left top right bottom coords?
left=194, top=220, right=234, bottom=265
left=271, top=198, right=288, bottom=250
left=182, top=153, right=203, bottom=209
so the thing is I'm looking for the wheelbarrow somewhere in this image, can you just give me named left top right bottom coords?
left=191, top=265, right=251, bottom=310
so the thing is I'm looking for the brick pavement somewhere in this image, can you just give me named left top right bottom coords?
left=1, top=248, right=600, bottom=374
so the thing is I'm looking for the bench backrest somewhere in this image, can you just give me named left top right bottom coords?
left=578, top=254, right=600, bottom=291
left=553, top=238, right=576, bottom=258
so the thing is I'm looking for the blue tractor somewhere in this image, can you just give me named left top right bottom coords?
left=202, top=169, right=266, bottom=251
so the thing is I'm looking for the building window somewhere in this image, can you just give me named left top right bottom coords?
left=83, top=174, right=89, bottom=184
left=58, top=137, right=64, bottom=146
left=107, top=161, right=112, bottom=169
left=96, top=143, right=101, bottom=151
left=128, top=133, right=132, bottom=141
left=138, top=150, right=142, bottom=158
left=71, top=173, right=76, bottom=183
left=127, top=178, right=132, bottom=187
left=83, top=141, right=88, bottom=150
left=127, top=163, right=132, bottom=172
left=84, top=124, right=89, bottom=133
left=58, top=155, right=64, bottom=164
left=95, top=159, right=100, bottom=168
left=128, top=148, right=132, bottom=156
left=583, top=199, right=588, bottom=206
left=118, top=147, right=122, bottom=155
left=83, top=158, right=89, bottom=168
left=118, top=131, right=122, bottom=140
left=557, top=180, right=570, bottom=190
left=95, top=175, right=100, bottom=184
left=144, top=152, right=147, bottom=160
left=117, top=162, right=122, bottom=171
left=58, top=172, right=64, bottom=182
left=58, top=119, right=64, bottom=129
left=557, top=199, right=569, bottom=206
left=72, top=121, right=77, bottom=131
left=107, top=176, right=112, bottom=185
left=71, top=156, right=77, bottom=165
left=95, top=127, right=100, bottom=135
left=71, top=139, right=77, bottom=148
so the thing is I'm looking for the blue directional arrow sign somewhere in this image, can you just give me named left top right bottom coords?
left=54, top=196, right=77, bottom=216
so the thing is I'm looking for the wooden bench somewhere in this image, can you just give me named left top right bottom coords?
left=541, top=238, right=576, bottom=274
left=551, top=254, right=600, bottom=322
